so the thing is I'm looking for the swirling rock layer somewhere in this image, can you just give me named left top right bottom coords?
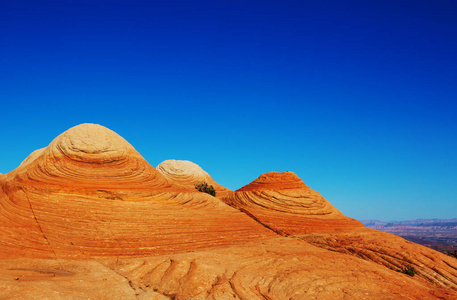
left=0, top=239, right=455, bottom=299
left=224, top=172, right=363, bottom=234
left=224, top=171, right=457, bottom=291
left=0, top=124, right=456, bottom=299
left=9, top=124, right=170, bottom=191
left=300, top=228, right=457, bottom=291
left=0, top=124, right=274, bottom=258
left=157, top=159, right=231, bottom=198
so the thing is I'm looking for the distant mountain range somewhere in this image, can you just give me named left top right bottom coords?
left=360, top=219, right=457, bottom=253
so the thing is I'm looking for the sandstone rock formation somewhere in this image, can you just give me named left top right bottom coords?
left=2, top=238, right=455, bottom=299
left=223, top=172, right=364, bottom=234
left=224, top=172, right=457, bottom=292
left=0, top=123, right=456, bottom=299
left=99, top=238, right=456, bottom=300
left=0, top=124, right=274, bottom=258
left=8, top=124, right=170, bottom=190
left=17, top=147, right=45, bottom=169
left=301, top=228, right=457, bottom=291
left=157, top=159, right=231, bottom=198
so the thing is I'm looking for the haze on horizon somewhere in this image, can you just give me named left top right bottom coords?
left=1, top=0, right=456, bottom=221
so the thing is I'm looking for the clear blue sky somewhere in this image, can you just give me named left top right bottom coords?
left=1, top=0, right=456, bottom=221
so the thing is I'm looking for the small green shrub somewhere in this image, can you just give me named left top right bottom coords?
left=195, top=182, right=216, bottom=196
left=397, top=265, right=415, bottom=277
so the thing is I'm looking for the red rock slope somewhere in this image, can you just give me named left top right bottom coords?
left=223, top=171, right=364, bottom=234
left=157, top=159, right=231, bottom=198
left=224, top=171, right=457, bottom=291
left=2, top=238, right=456, bottom=299
left=0, top=124, right=274, bottom=258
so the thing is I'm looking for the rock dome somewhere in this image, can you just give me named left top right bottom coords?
left=223, top=172, right=363, bottom=234
left=157, top=159, right=231, bottom=198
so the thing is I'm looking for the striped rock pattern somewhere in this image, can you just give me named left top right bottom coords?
left=0, top=124, right=274, bottom=258
left=157, top=159, right=231, bottom=198
left=224, top=171, right=457, bottom=291
left=300, top=228, right=457, bottom=291
left=0, top=123, right=456, bottom=299
left=223, top=172, right=364, bottom=234
left=100, top=238, right=456, bottom=300
left=2, top=238, right=456, bottom=299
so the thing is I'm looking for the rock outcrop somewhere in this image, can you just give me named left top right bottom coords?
left=223, top=172, right=363, bottom=234
left=157, top=159, right=231, bottom=198
left=0, top=124, right=456, bottom=299
left=0, top=124, right=274, bottom=259
left=7, top=124, right=170, bottom=190
left=224, top=171, right=457, bottom=291
left=302, top=228, right=457, bottom=291
left=2, top=238, right=456, bottom=299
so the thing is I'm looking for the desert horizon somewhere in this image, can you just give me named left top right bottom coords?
left=0, top=123, right=456, bottom=299
left=2, top=0, right=456, bottom=298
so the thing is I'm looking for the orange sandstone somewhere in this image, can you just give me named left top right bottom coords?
left=0, top=124, right=456, bottom=299
left=223, top=172, right=363, bottom=234
left=0, top=124, right=274, bottom=259
left=225, top=171, right=457, bottom=292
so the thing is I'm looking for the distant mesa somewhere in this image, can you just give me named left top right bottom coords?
left=223, top=171, right=363, bottom=234
left=157, top=159, right=231, bottom=198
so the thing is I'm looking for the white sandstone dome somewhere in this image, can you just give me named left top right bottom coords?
left=8, top=123, right=170, bottom=190
left=157, top=159, right=232, bottom=198
left=47, top=123, right=131, bottom=163
left=157, top=159, right=209, bottom=181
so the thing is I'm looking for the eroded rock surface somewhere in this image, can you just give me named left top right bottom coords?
left=223, top=172, right=363, bottom=234
left=0, top=239, right=455, bottom=299
left=8, top=124, right=170, bottom=190
left=157, top=159, right=231, bottom=198
left=0, top=124, right=273, bottom=259
left=100, top=238, right=456, bottom=300
left=224, top=171, right=457, bottom=292
left=0, top=124, right=456, bottom=299
left=300, top=228, right=457, bottom=291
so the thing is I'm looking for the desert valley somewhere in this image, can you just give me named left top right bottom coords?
left=0, top=123, right=456, bottom=299
left=362, top=219, right=457, bottom=254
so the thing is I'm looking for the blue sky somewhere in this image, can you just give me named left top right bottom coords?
left=1, top=0, right=456, bottom=221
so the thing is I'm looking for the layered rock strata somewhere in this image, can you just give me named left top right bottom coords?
left=1, top=238, right=456, bottom=299
left=0, top=124, right=274, bottom=258
left=157, top=159, right=231, bottom=198
left=224, top=171, right=457, bottom=291
left=0, top=124, right=456, bottom=299
left=223, top=172, right=363, bottom=234
left=300, top=228, right=457, bottom=291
